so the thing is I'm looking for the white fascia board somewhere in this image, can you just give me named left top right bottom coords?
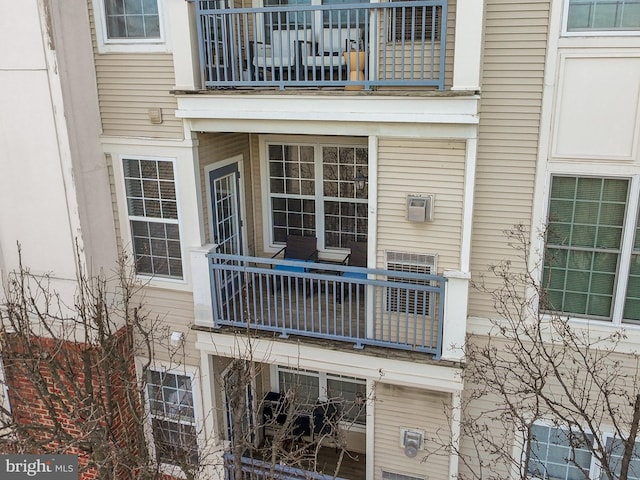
left=195, top=332, right=463, bottom=393
left=176, top=95, right=480, bottom=125
left=186, top=118, right=478, bottom=139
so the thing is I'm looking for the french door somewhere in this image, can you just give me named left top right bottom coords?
left=209, top=161, right=243, bottom=310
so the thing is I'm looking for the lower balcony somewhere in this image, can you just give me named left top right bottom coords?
left=208, top=252, right=446, bottom=357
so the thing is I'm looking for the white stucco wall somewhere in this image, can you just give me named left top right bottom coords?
left=0, top=1, right=114, bottom=303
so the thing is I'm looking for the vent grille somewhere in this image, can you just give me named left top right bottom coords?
left=382, top=470, right=426, bottom=480
left=386, top=251, right=435, bottom=315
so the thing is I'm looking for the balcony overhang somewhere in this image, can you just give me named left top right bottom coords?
left=195, top=331, right=463, bottom=393
left=175, top=92, right=480, bottom=137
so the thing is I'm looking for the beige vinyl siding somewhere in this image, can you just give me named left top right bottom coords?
left=94, top=54, right=182, bottom=138
left=374, top=383, right=451, bottom=480
left=88, top=1, right=182, bottom=139
left=197, top=133, right=253, bottom=250
left=377, top=138, right=465, bottom=273
left=249, top=134, right=265, bottom=256
left=106, top=154, right=123, bottom=254
left=138, top=287, right=200, bottom=366
left=469, top=0, right=549, bottom=316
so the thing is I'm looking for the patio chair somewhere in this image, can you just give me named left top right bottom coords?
left=252, top=29, right=313, bottom=80
left=338, top=240, right=367, bottom=303
left=299, top=27, right=362, bottom=79
left=271, top=234, right=318, bottom=292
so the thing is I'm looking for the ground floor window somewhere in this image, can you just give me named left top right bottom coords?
left=265, top=138, right=368, bottom=251
left=525, top=423, right=640, bottom=479
left=146, top=369, right=198, bottom=467
left=276, top=366, right=366, bottom=425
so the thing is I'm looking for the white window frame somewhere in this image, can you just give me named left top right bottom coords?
left=562, top=0, right=640, bottom=36
left=600, top=433, right=640, bottom=480
left=91, top=0, right=171, bottom=53
left=260, top=135, right=369, bottom=258
left=542, top=173, right=640, bottom=326
left=523, top=422, right=598, bottom=479
left=523, top=422, right=640, bottom=480
left=273, top=366, right=366, bottom=430
left=0, top=356, right=11, bottom=418
left=120, top=155, right=186, bottom=283
left=142, top=363, right=202, bottom=478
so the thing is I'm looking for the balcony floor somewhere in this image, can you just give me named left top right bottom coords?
left=219, top=276, right=368, bottom=343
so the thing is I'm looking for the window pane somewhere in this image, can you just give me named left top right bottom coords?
left=604, top=437, right=640, bottom=480
left=327, top=376, right=366, bottom=425
left=105, top=0, right=160, bottom=39
left=146, top=370, right=198, bottom=466
left=268, top=142, right=367, bottom=248
left=527, top=425, right=593, bottom=479
left=278, top=370, right=320, bottom=407
left=567, top=0, right=640, bottom=31
left=625, top=205, right=640, bottom=322
left=543, top=176, right=627, bottom=319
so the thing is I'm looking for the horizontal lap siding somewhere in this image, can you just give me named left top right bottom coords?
left=469, top=0, right=549, bottom=316
left=95, top=54, right=182, bottom=138
left=197, top=133, right=253, bottom=248
left=377, top=139, right=466, bottom=272
left=88, top=1, right=182, bottom=139
left=136, top=287, right=199, bottom=366
left=374, top=383, right=451, bottom=480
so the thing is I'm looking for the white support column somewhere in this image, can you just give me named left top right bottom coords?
left=451, top=0, right=485, bottom=91
left=449, top=390, right=462, bottom=480
left=190, top=244, right=217, bottom=326
left=441, top=270, right=470, bottom=361
left=168, top=0, right=201, bottom=90
left=460, top=137, right=478, bottom=273
left=367, top=136, right=379, bottom=339
left=199, top=351, right=227, bottom=480
left=366, top=378, right=376, bottom=480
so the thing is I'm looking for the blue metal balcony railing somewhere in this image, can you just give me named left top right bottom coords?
left=223, top=453, right=349, bottom=480
left=208, top=253, right=446, bottom=357
left=196, top=0, right=447, bottom=90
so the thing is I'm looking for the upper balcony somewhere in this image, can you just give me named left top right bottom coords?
left=195, top=0, right=448, bottom=90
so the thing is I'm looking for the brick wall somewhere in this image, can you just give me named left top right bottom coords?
left=0, top=327, right=180, bottom=479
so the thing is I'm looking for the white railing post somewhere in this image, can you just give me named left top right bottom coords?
left=441, top=270, right=470, bottom=361
left=190, top=244, right=217, bottom=327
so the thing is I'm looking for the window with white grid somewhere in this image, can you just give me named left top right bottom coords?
left=541, top=175, right=640, bottom=323
left=566, top=0, right=640, bottom=32
left=123, top=158, right=183, bottom=280
left=146, top=369, right=198, bottom=467
left=265, top=138, right=368, bottom=251
left=276, top=367, right=366, bottom=425
left=103, top=0, right=161, bottom=40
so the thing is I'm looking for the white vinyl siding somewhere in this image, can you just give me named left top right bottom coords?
left=377, top=138, right=465, bottom=272
left=469, top=0, right=548, bottom=316
left=374, top=384, right=450, bottom=480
